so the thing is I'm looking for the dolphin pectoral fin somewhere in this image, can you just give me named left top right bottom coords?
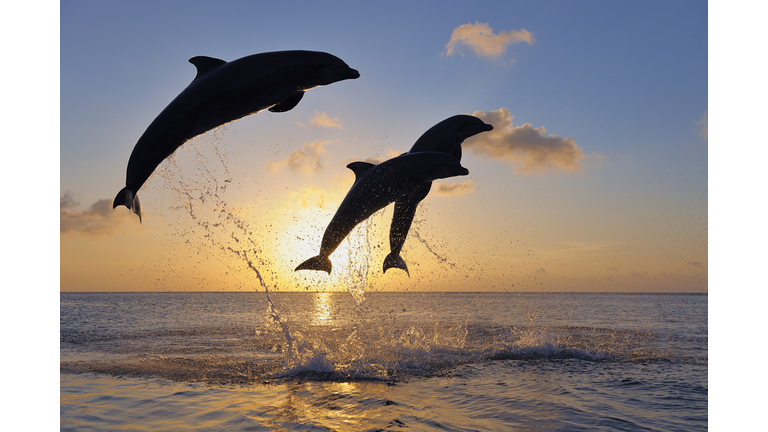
left=113, top=188, right=142, bottom=222
left=383, top=253, right=409, bottom=277
left=346, top=161, right=376, bottom=184
left=268, top=91, right=305, bottom=112
left=295, top=255, right=333, bottom=274
left=189, top=56, right=227, bottom=82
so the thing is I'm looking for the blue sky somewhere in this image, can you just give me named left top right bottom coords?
left=61, top=0, right=707, bottom=211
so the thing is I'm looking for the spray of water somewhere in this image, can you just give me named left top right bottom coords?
left=151, top=128, right=301, bottom=361
left=146, top=131, right=481, bottom=378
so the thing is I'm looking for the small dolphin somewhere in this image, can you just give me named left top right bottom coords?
left=383, top=115, right=493, bottom=275
left=295, top=152, right=470, bottom=274
left=113, top=50, right=360, bottom=221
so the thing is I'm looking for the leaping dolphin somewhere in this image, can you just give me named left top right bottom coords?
left=383, top=115, right=493, bottom=275
left=295, top=152, right=470, bottom=274
left=113, top=50, right=360, bottom=221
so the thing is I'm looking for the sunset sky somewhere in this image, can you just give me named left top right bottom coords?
left=57, top=0, right=709, bottom=292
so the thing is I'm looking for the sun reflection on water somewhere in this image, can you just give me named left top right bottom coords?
left=313, top=292, right=334, bottom=326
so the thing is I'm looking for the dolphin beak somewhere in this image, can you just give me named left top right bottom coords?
left=347, top=68, right=361, bottom=79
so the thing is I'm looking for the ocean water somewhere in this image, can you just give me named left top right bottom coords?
left=60, top=291, right=707, bottom=431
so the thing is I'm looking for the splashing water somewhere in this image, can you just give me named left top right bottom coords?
left=142, top=130, right=482, bottom=379
left=150, top=128, right=300, bottom=358
left=339, top=215, right=378, bottom=303
left=406, top=202, right=459, bottom=270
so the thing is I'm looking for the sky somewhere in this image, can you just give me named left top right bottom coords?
left=56, top=0, right=709, bottom=293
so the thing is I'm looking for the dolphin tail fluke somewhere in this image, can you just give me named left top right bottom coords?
left=113, top=187, right=142, bottom=223
left=383, top=253, right=410, bottom=277
left=295, top=255, right=333, bottom=274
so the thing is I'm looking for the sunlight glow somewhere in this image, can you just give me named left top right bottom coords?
left=312, top=292, right=333, bottom=325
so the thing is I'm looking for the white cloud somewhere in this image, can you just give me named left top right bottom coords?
left=444, top=22, right=534, bottom=58
left=433, top=180, right=475, bottom=196
left=465, top=108, right=590, bottom=174
left=60, top=191, right=140, bottom=237
left=266, top=140, right=331, bottom=175
left=310, top=111, right=343, bottom=130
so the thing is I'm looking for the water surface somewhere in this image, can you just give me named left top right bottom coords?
left=61, top=292, right=707, bottom=431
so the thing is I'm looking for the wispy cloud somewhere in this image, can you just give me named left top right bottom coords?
left=433, top=180, right=475, bottom=197
left=266, top=140, right=331, bottom=175
left=697, top=109, right=708, bottom=140
left=61, top=191, right=139, bottom=237
left=465, top=108, right=590, bottom=174
left=288, top=172, right=355, bottom=210
left=289, top=185, right=336, bottom=210
left=444, top=22, right=534, bottom=58
left=311, top=111, right=343, bottom=130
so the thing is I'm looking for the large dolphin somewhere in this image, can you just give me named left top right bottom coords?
left=383, top=115, right=493, bottom=275
left=113, top=50, right=360, bottom=221
left=295, top=152, right=470, bottom=274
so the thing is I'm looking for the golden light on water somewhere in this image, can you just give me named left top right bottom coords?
left=312, top=291, right=333, bottom=325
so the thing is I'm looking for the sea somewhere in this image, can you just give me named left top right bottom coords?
left=60, top=291, right=707, bottom=431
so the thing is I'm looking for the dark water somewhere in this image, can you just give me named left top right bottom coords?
left=60, top=291, right=707, bottom=431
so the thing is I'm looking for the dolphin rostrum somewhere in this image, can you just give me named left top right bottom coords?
left=383, top=115, right=493, bottom=275
left=113, top=50, right=360, bottom=221
left=295, top=151, right=470, bottom=274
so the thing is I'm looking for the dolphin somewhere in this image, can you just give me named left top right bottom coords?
left=383, top=115, right=493, bottom=275
left=113, top=50, right=360, bottom=221
left=295, top=151, right=470, bottom=274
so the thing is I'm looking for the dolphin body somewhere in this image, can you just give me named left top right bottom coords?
left=113, top=50, right=360, bottom=221
left=295, top=151, right=470, bottom=274
left=383, top=115, right=493, bottom=275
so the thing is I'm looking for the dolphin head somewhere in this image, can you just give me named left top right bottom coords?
left=431, top=163, right=469, bottom=180
left=409, top=115, right=493, bottom=159
left=293, top=51, right=360, bottom=90
left=439, top=115, right=494, bottom=140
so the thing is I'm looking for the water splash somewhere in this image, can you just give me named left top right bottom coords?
left=407, top=202, right=459, bottom=270
left=338, top=214, right=380, bottom=304
left=142, top=131, right=496, bottom=379
left=151, top=128, right=297, bottom=360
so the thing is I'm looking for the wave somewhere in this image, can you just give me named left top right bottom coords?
left=61, top=320, right=701, bottom=385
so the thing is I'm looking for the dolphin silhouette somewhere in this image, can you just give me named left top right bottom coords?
left=383, top=115, right=493, bottom=275
left=295, top=151, right=470, bottom=274
left=113, top=50, right=360, bottom=221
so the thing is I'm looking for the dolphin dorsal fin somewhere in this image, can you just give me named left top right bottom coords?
left=346, top=161, right=376, bottom=183
left=189, top=56, right=227, bottom=82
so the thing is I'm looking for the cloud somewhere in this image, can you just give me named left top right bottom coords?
left=266, top=140, right=331, bottom=175
left=433, top=180, right=475, bottom=197
left=464, top=108, right=589, bottom=174
left=444, top=22, right=534, bottom=58
left=60, top=191, right=139, bottom=237
left=289, top=185, right=335, bottom=210
left=311, top=111, right=343, bottom=130
left=697, top=109, right=708, bottom=140
left=288, top=172, right=354, bottom=210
